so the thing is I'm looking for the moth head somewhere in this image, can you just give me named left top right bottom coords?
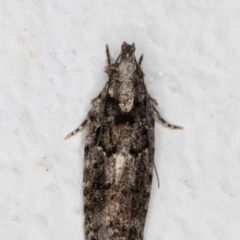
left=120, top=42, right=136, bottom=62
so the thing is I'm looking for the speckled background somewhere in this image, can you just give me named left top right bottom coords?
left=1, top=1, right=240, bottom=239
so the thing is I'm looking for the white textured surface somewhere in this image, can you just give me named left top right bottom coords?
left=1, top=1, right=240, bottom=239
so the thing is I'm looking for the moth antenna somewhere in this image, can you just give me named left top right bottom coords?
left=138, top=54, right=144, bottom=66
left=106, top=44, right=111, bottom=65
left=115, top=53, right=121, bottom=63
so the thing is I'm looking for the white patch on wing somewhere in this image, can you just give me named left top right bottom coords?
left=115, top=154, right=126, bottom=184
left=108, top=86, right=114, bottom=97
left=119, top=97, right=134, bottom=112
left=118, top=82, right=134, bottom=112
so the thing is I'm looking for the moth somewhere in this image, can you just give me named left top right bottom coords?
left=65, top=42, right=182, bottom=240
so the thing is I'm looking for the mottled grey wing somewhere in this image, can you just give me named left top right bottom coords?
left=83, top=95, right=106, bottom=239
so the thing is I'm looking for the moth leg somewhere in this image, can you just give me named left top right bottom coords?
left=154, top=109, right=183, bottom=130
left=153, top=162, right=160, bottom=188
left=106, top=44, right=111, bottom=65
left=138, top=54, right=144, bottom=66
left=149, top=95, right=158, bottom=106
left=64, top=119, right=88, bottom=140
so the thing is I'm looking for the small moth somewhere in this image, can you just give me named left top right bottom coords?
left=65, top=42, right=182, bottom=240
